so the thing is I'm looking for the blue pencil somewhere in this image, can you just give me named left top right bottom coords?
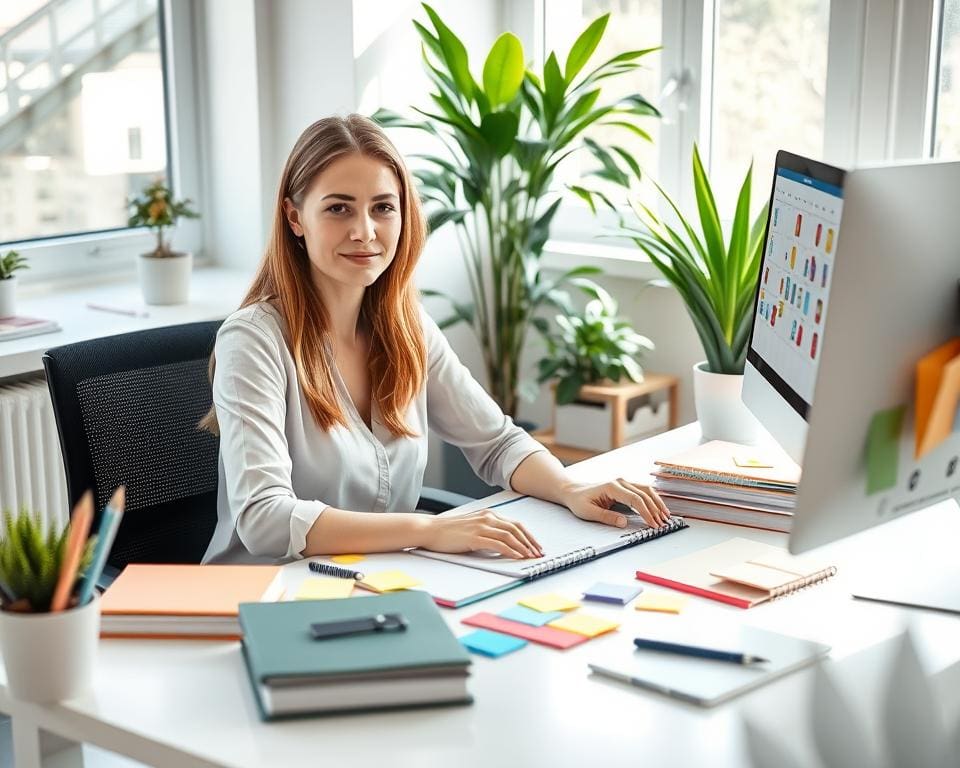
left=76, top=487, right=126, bottom=605
left=633, top=637, right=769, bottom=665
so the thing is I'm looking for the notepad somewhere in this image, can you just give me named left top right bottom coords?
left=634, top=591, right=687, bottom=613
left=583, top=582, right=643, bottom=605
left=294, top=578, right=355, bottom=600
left=460, top=630, right=527, bottom=658
left=497, top=605, right=565, bottom=626
left=548, top=613, right=619, bottom=638
left=518, top=593, right=580, bottom=613
left=357, top=570, right=421, bottom=593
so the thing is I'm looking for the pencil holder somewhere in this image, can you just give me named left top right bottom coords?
left=0, top=593, right=100, bottom=703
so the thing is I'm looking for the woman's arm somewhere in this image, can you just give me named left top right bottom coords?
left=509, top=450, right=672, bottom=528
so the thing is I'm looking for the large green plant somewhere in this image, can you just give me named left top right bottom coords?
left=536, top=282, right=653, bottom=405
left=374, top=5, right=658, bottom=416
left=620, top=145, right=767, bottom=374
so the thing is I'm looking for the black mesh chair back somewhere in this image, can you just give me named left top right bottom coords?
left=43, top=321, right=222, bottom=568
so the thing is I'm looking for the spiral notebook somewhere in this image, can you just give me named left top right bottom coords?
left=635, top=538, right=836, bottom=609
left=409, top=496, right=688, bottom=579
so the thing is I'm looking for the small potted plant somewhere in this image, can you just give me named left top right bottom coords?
left=0, top=249, right=28, bottom=318
left=0, top=497, right=99, bottom=703
left=128, top=178, right=200, bottom=305
left=536, top=283, right=665, bottom=452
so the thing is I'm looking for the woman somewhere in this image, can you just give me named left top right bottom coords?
left=201, top=114, right=670, bottom=564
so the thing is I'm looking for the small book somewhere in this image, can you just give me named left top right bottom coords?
left=239, top=591, right=472, bottom=719
left=635, top=538, right=836, bottom=609
left=0, top=315, right=61, bottom=342
left=655, top=440, right=801, bottom=490
left=99, top=564, right=283, bottom=639
left=410, top=495, right=688, bottom=579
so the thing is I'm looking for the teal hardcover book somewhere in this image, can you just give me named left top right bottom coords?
left=239, top=591, right=472, bottom=718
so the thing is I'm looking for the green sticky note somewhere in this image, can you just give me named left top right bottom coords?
left=866, top=406, right=905, bottom=495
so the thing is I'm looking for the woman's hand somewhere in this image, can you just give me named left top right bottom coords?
left=421, top=510, right=544, bottom=559
left=559, top=478, right=671, bottom=528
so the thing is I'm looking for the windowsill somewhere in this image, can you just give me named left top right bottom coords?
left=0, top=266, right=251, bottom=379
left=541, top=239, right=659, bottom=280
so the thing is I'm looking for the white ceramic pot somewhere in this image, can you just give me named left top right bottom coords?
left=0, top=276, right=16, bottom=317
left=692, top=361, right=760, bottom=444
left=137, top=251, right=192, bottom=305
left=0, top=594, right=100, bottom=703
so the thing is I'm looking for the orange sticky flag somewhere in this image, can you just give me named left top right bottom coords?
left=917, top=351, right=960, bottom=458
left=915, top=339, right=960, bottom=458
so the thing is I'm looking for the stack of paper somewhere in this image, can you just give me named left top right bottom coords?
left=653, top=441, right=800, bottom=533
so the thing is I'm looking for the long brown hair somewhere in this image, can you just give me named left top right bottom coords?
left=200, top=114, right=427, bottom=437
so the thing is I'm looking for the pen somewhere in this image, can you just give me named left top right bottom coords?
left=50, top=491, right=94, bottom=612
left=309, top=560, right=365, bottom=581
left=633, top=637, right=769, bottom=665
left=76, top=486, right=126, bottom=605
left=87, top=302, right=150, bottom=318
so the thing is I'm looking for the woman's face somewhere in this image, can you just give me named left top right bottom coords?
left=284, top=153, right=402, bottom=293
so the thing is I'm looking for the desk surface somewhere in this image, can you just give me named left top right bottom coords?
left=2, top=424, right=959, bottom=768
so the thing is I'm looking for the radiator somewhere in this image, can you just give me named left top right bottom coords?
left=0, top=375, right=68, bottom=531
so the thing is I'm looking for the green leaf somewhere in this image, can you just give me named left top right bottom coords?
left=610, top=145, right=642, bottom=183
left=422, top=4, right=477, bottom=100
left=556, top=374, right=584, bottom=405
left=564, top=14, right=609, bottom=85
left=543, top=52, right=565, bottom=128
left=483, top=32, right=524, bottom=108
left=616, top=93, right=661, bottom=117
left=427, top=208, right=469, bottom=232
left=479, top=111, right=519, bottom=158
left=568, top=185, right=597, bottom=214
left=600, top=120, right=653, bottom=143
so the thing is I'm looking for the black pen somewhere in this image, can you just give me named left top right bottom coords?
left=309, top=560, right=365, bottom=581
left=634, top=637, right=769, bottom=665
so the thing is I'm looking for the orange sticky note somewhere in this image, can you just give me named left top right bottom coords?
left=518, top=594, right=580, bottom=613
left=917, top=352, right=960, bottom=458
left=548, top=612, right=619, bottom=638
left=358, top=570, right=421, bottom=593
left=915, top=339, right=960, bottom=458
left=634, top=591, right=687, bottom=614
left=294, top=577, right=355, bottom=600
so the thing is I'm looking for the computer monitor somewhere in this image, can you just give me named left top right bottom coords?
left=742, top=151, right=846, bottom=465
left=744, top=156, right=960, bottom=565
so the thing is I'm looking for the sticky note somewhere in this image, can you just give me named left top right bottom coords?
left=915, top=339, right=960, bottom=458
left=294, top=577, right=355, bottom=600
left=459, top=629, right=527, bottom=658
left=634, top=592, right=687, bottom=614
left=498, top=605, right=565, bottom=626
left=517, top=594, right=580, bottom=613
left=733, top=454, right=774, bottom=469
left=331, top=554, right=365, bottom=564
left=359, top=570, right=421, bottom=593
left=917, top=352, right=960, bottom=458
left=583, top=582, right=643, bottom=605
left=866, top=406, right=905, bottom=495
left=461, top=613, right=588, bottom=649
left=548, top=613, right=619, bottom=638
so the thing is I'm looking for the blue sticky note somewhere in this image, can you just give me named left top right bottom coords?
left=459, top=629, right=527, bottom=658
left=583, top=582, right=643, bottom=605
left=497, top=605, right=564, bottom=627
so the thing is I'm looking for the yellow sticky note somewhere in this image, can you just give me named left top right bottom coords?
left=294, top=577, right=355, bottom=600
left=518, top=594, right=580, bottom=613
left=634, top=591, right=687, bottom=614
left=360, top=570, right=421, bottom=593
left=331, top=554, right=365, bottom=564
left=733, top=453, right=774, bottom=469
left=548, top=612, right=619, bottom=638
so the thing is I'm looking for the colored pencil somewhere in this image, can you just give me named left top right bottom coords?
left=50, top=491, right=95, bottom=612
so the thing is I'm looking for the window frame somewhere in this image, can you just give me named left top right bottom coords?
left=1, top=0, right=204, bottom=284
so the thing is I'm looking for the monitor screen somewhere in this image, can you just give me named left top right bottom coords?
left=747, top=162, right=844, bottom=421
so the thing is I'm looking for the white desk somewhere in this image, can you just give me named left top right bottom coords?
left=2, top=424, right=959, bottom=768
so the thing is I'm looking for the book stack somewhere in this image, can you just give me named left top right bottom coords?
left=652, top=440, right=801, bottom=533
left=239, top=591, right=472, bottom=719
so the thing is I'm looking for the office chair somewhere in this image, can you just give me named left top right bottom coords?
left=43, top=321, right=473, bottom=572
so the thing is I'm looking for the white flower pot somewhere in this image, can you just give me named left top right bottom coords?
left=692, top=361, right=760, bottom=444
left=0, top=276, right=16, bottom=317
left=137, top=251, right=192, bottom=305
left=0, top=594, right=100, bottom=703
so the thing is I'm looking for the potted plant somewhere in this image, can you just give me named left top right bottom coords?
left=0, top=249, right=28, bottom=317
left=620, top=145, right=767, bottom=442
left=0, top=501, right=98, bottom=703
left=535, top=282, right=665, bottom=452
left=375, top=6, right=659, bottom=417
left=128, top=178, right=200, bottom=305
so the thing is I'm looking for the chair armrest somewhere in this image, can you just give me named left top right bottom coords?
left=416, top=487, right=476, bottom=514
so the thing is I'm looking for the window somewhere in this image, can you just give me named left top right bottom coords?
left=0, top=0, right=200, bottom=281
left=934, top=0, right=960, bottom=158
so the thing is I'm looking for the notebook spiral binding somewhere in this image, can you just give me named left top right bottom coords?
left=519, top=517, right=689, bottom=579
left=768, top=566, right=838, bottom=600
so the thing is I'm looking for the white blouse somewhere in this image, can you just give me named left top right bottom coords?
left=202, top=302, right=546, bottom=564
